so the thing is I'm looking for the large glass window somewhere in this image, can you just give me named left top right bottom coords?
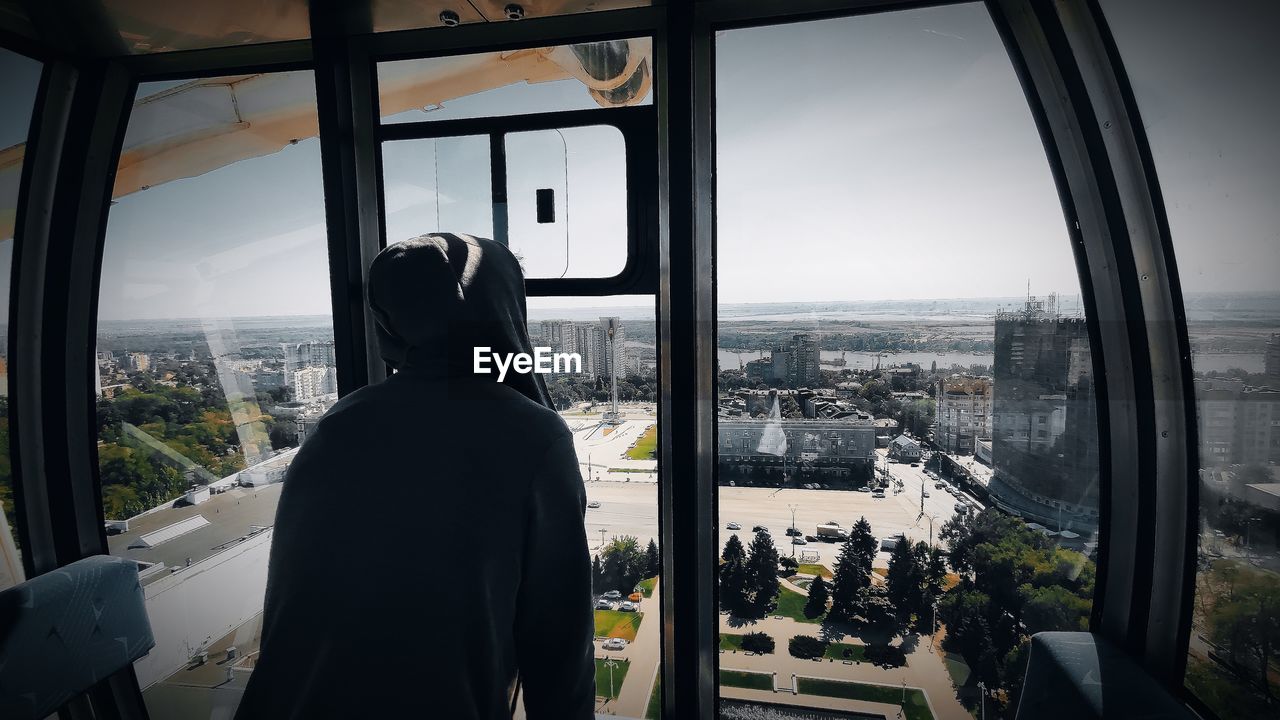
left=1102, top=1, right=1280, bottom=717
left=713, top=5, right=1100, bottom=718
left=0, top=47, right=43, bottom=590
left=96, top=71, right=332, bottom=718
left=522, top=294, right=661, bottom=718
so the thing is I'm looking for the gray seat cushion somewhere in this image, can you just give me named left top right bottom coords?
left=0, top=555, right=154, bottom=720
left=1016, top=632, right=1195, bottom=720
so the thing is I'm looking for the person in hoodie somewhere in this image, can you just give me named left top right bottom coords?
left=235, top=233, right=595, bottom=719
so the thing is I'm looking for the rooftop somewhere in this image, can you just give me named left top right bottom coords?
left=107, top=482, right=282, bottom=586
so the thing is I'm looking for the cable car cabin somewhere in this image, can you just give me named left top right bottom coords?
left=0, top=1, right=1276, bottom=719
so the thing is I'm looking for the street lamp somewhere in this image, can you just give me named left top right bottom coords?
left=929, top=601, right=938, bottom=652
left=977, top=681, right=986, bottom=720
left=604, top=657, right=620, bottom=704
left=599, top=528, right=607, bottom=549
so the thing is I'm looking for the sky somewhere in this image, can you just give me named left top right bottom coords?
left=1, top=0, right=1272, bottom=321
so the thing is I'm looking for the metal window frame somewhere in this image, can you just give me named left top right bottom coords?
left=377, top=106, right=658, bottom=296
left=987, top=0, right=1198, bottom=694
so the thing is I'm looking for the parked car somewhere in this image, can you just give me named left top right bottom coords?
left=923, top=491, right=931, bottom=498
left=587, top=500, right=601, bottom=508
left=855, top=486, right=871, bottom=493
left=934, top=482, right=945, bottom=489
left=792, top=537, right=808, bottom=545
left=602, top=590, right=622, bottom=599
left=726, top=521, right=741, bottom=530
left=954, top=502, right=968, bottom=513
left=618, top=601, right=638, bottom=612
left=785, top=527, right=801, bottom=536
left=596, top=599, right=613, bottom=610
left=872, top=490, right=886, bottom=499
left=603, top=638, right=628, bottom=650
left=910, top=462, right=920, bottom=467
left=752, top=525, right=768, bottom=533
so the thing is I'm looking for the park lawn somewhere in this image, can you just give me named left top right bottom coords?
left=719, top=669, right=773, bottom=691
left=626, top=424, right=658, bottom=460
left=608, top=467, right=653, bottom=473
left=798, top=563, right=832, bottom=578
left=719, top=633, right=745, bottom=651
left=646, top=676, right=661, bottom=719
left=636, top=576, right=658, bottom=597
left=594, top=658, right=630, bottom=700
left=773, top=586, right=823, bottom=623
left=798, top=678, right=934, bottom=720
left=823, top=642, right=867, bottom=662
left=595, top=610, right=644, bottom=641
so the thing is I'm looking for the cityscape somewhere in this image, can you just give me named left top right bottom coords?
left=0, top=290, right=1269, bottom=718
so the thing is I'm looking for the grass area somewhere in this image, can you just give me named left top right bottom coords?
left=626, top=424, right=658, bottom=460
left=773, top=585, right=823, bottom=623
left=720, top=633, right=745, bottom=651
left=798, top=678, right=934, bottom=720
left=719, top=669, right=774, bottom=691
left=943, top=652, right=971, bottom=689
left=823, top=642, right=868, bottom=662
left=646, top=676, right=661, bottom=719
left=595, top=610, right=644, bottom=641
left=594, top=658, right=630, bottom=700
left=1184, top=656, right=1277, bottom=720
left=607, top=467, right=654, bottom=473
left=798, top=563, right=832, bottom=578
left=636, top=576, right=657, bottom=597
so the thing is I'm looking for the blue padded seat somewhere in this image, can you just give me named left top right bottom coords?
left=0, top=555, right=154, bottom=719
left=1015, top=632, right=1196, bottom=720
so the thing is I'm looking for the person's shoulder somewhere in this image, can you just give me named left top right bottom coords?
left=478, top=382, right=571, bottom=444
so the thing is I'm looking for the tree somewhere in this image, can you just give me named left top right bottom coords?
left=745, top=529, right=780, bottom=613
left=645, top=538, right=661, bottom=578
left=886, top=539, right=923, bottom=621
left=720, top=535, right=749, bottom=614
left=779, top=556, right=799, bottom=574
left=742, top=632, right=775, bottom=654
left=592, top=554, right=604, bottom=589
left=788, top=635, right=827, bottom=659
left=599, top=535, right=648, bottom=593
left=804, top=575, right=829, bottom=618
left=830, top=516, right=876, bottom=619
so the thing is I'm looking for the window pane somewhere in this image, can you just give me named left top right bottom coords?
left=522, top=295, right=661, bottom=717
left=96, top=71, right=332, bottom=718
left=0, top=47, right=43, bottom=590
left=506, top=125, right=629, bottom=278
left=383, top=135, right=495, bottom=242
left=714, top=5, right=1099, bottom=718
left=381, top=125, right=630, bottom=279
left=1102, top=1, right=1280, bottom=716
left=378, top=39, right=652, bottom=124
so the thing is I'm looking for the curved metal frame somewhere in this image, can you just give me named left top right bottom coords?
left=2, top=1, right=1206, bottom=717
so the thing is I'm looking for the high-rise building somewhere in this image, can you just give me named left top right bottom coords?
left=989, top=297, right=1099, bottom=530
left=536, top=318, right=628, bottom=378
left=1265, top=333, right=1280, bottom=386
left=769, top=334, right=820, bottom=387
left=292, top=366, right=337, bottom=402
left=282, top=341, right=336, bottom=386
left=935, top=375, right=993, bottom=454
left=125, top=351, right=151, bottom=372
left=1194, top=377, right=1280, bottom=466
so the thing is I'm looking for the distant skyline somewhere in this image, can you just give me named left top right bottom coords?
left=0, top=2, right=1265, bottom=321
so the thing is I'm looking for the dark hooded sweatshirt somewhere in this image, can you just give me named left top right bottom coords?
left=234, top=234, right=595, bottom=720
